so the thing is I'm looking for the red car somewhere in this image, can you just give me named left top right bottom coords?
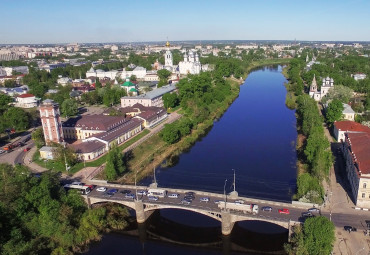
left=24, top=147, right=30, bottom=152
left=278, top=208, right=290, bottom=214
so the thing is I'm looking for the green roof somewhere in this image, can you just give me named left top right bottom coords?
left=121, top=81, right=135, bottom=87
left=129, top=88, right=137, bottom=92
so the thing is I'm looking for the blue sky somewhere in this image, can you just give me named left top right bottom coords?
left=1, top=0, right=369, bottom=44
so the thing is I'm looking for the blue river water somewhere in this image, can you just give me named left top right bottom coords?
left=85, top=65, right=297, bottom=255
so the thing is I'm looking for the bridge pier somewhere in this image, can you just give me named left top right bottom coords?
left=221, top=211, right=235, bottom=235
left=135, top=200, right=147, bottom=223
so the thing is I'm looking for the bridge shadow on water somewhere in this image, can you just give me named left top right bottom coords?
left=110, top=209, right=288, bottom=255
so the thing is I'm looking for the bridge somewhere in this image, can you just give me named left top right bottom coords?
left=86, top=181, right=313, bottom=235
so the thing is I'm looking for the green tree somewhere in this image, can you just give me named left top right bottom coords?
left=31, top=128, right=45, bottom=148
left=303, top=217, right=335, bottom=255
left=130, top=75, right=137, bottom=82
left=95, top=77, right=102, bottom=89
left=4, top=79, right=17, bottom=88
left=104, top=146, right=126, bottom=181
left=0, top=94, right=13, bottom=114
left=61, top=99, right=78, bottom=117
left=157, top=69, right=171, bottom=87
left=3, top=107, right=30, bottom=131
left=322, top=85, right=353, bottom=104
left=326, top=99, right=344, bottom=124
left=162, top=93, right=179, bottom=109
left=160, top=123, right=180, bottom=144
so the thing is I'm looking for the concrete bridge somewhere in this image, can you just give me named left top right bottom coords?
left=86, top=181, right=311, bottom=235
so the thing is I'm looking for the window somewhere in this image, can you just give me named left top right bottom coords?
left=364, top=183, right=367, bottom=189
left=362, top=193, right=365, bottom=198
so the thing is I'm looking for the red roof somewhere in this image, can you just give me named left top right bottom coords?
left=347, top=132, right=370, bottom=175
left=17, top=93, right=35, bottom=98
left=335, top=121, right=370, bottom=134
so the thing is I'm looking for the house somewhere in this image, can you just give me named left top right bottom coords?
left=333, top=121, right=370, bottom=142
left=341, top=132, right=370, bottom=208
left=15, top=93, right=38, bottom=108
left=353, top=73, right=367, bottom=81
left=342, top=103, right=355, bottom=121
left=39, top=146, right=56, bottom=160
left=57, top=77, right=72, bottom=86
left=121, top=80, right=138, bottom=95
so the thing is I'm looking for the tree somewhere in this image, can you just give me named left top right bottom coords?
left=129, top=75, right=137, bottom=82
left=326, top=99, right=344, bottom=125
left=4, top=79, right=17, bottom=88
left=0, top=94, right=13, bottom=114
left=31, top=128, right=45, bottom=148
left=322, top=85, right=353, bottom=104
left=3, top=107, right=30, bottom=131
left=157, top=69, right=171, bottom=87
left=303, top=217, right=335, bottom=255
left=160, top=124, right=180, bottom=144
left=54, top=143, right=78, bottom=168
left=95, top=77, right=102, bottom=89
left=162, top=93, right=179, bottom=109
left=61, top=99, right=78, bottom=117
left=104, top=146, right=126, bottom=181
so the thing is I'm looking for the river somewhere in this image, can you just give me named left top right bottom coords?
left=85, top=65, right=297, bottom=254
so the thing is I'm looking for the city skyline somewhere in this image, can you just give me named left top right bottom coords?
left=1, top=0, right=370, bottom=44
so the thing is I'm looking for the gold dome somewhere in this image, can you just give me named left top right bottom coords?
left=166, top=41, right=170, bottom=47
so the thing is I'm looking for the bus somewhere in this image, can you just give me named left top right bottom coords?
left=147, top=188, right=167, bottom=198
left=64, top=184, right=92, bottom=195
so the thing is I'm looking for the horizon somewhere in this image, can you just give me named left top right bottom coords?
left=1, top=0, right=370, bottom=44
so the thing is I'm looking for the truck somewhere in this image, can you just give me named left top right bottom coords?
left=218, top=202, right=259, bottom=215
left=3, top=144, right=15, bottom=152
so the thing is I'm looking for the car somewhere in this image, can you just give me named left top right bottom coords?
left=301, top=212, right=314, bottom=218
left=137, top=190, right=147, bottom=196
left=107, top=189, right=118, bottom=194
left=180, top=199, right=191, bottom=205
left=125, top=193, right=135, bottom=199
left=0, top=149, right=5, bottom=154
left=344, top=226, right=357, bottom=232
left=184, top=196, right=194, bottom=201
left=168, top=193, right=180, bottom=198
left=71, top=181, right=84, bottom=186
left=200, top=197, right=210, bottom=202
left=103, top=192, right=113, bottom=198
left=234, top=199, right=245, bottom=204
left=120, top=189, right=131, bottom=194
left=185, top=191, right=195, bottom=196
left=23, top=147, right=30, bottom=152
left=278, top=208, right=290, bottom=214
left=308, top=208, right=320, bottom=213
left=214, top=200, right=223, bottom=204
left=97, top=187, right=107, bottom=192
left=261, top=206, right=273, bottom=212
left=148, top=196, right=159, bottom=201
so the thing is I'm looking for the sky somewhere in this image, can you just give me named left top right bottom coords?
left=1, top=0, right=370, bottom=44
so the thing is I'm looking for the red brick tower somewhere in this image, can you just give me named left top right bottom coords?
left=39, top=99, right=64, bottom=145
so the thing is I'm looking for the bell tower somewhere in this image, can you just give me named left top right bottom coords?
left=39, top=99, right=64, bottom=145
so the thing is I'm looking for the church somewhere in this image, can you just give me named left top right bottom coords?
left=309, top=75, right=334, bottom=101
left=178, top=49, right=201, bottom=75
left=163, top=41, right=177, bottom=72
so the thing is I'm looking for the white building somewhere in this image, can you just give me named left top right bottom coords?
left=353, top=73, right=367, bottom=81
left=121, top=66, right=147, bottom=80
left=86, top=67, right=118, bottom=80
left=309, top=75, right=334, bottom=101
left=163, top=41, right=175, bottom=72
left=178, top=50, right=201, bottom=75
left=15, top=94, right=38, bottom=108
left=57, top=77, right=72, bottom=86
left=342, top=103, right=355, bottom=121
left=121, top=84, right=177, bottom=108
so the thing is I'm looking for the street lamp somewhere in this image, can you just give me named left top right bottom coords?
left=135, top=170, right=138, bottom=201
left=229, top=169, right=238, bottom=199
left=224, top=179, right=228, bottom=211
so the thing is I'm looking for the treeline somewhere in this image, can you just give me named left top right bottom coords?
left=0, top=163, right=129, bottom=255
left=285, top=59, right=304, bottom=109
left=295, top=94, right=332, bottom=203
left=201, top=56, right=245, bottom=78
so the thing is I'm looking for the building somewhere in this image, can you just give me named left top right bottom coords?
left=39, top=146, right=56, bottom=160
left=178, top=50, right=202, bottom=75
left=121, top=83, right=177, bottom=108
left=163, top=41, right=175, bottom=72
left=86, top=67, right=119, bottom=80
left=353, top=73, right=367, bottom=81
left=333, top=121, right=370, bottom=142
left=342, top=103, right=355, bottom=121
left=341, top=132, right=370, bottom=208
left=39, top=99, right=64, bottom=145
left=121, top=80, right=138, bottom=95
left=309, top=75, right=334, bottom=101
left=57, top=77, right=72, bottom=86
left=15, top=93, right=38, bottom=108
left=120, top=66, right=147, bottom=80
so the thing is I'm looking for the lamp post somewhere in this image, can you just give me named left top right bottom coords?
left=135, top=170, right=138, bottom=201
left=150, top=167, right=158, bottom=188
left=224, top=179, right=228, bottom=211
left=229, top=169, right=238, bottom=199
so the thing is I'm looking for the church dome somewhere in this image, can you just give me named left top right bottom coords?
left=166, top=41, right=170, bottom=47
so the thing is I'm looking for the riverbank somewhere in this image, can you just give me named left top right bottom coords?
left=120, top=78, right=241, bottom=183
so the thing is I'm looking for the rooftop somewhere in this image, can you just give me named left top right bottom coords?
left=335, top=121, right=370, bottom=134
left=346, top=132, right=370, bottom=175
left=122, top=83, right=176, bottom=100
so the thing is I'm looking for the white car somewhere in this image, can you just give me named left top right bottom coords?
left=234, top=199, right=245, bottom=204
left=200, top=197, right=210, bottom=202
left=148, top=196, right=159, bottom=201
left=71, top=181, right=84, bottom=186
left=97, top=187, right=107, bottom=192
left=137, top=190, right=147, bottom=196
left=168, top=193, right=179, bottom=198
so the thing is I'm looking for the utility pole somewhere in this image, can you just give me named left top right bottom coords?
left=229, top=169, right=238, bottom=199
left=135, top=170, right=138, bottom=201
left=224, top=179, right=228, bottom=211
left=149, top=167, right=158, bottom=188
